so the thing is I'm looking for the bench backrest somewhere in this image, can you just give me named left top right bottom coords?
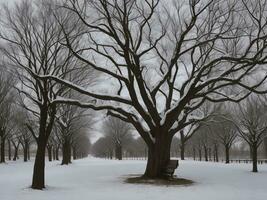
left=167, top=160, right=179, bottom=169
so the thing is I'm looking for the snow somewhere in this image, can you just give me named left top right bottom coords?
left=1, top=158, right=267, bottom=200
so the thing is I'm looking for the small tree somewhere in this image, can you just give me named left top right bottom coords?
left=210, top=115, right=237, bottom=164
left=234, top=95, right=267, bottom=172
left=103, top=117, right=133, bottom=160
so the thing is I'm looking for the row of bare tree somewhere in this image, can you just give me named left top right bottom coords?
left=1, top=0, right=267, bottom=190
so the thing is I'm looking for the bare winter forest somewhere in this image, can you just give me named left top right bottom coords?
left=1, top=0, right=267, bottom=199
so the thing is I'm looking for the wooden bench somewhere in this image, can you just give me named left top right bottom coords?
left=162, top=160, right=179, bottom=177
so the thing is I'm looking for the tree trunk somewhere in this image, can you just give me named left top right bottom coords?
left=23, top=141, right=28, bottom=162
left=73, top=146, right=77, bottom=160
left=0, top=136, right=6, bottom=163
left=32, top=139, right=46, bottom=189
left=62, top=140, right=71, bottom=165
left=31, top=105, right=55, bottom=190
left=204, top=146, right=208, bottom=161
left=47, top=146, right=52, bottom=162
left=264, top=137, right=267, bottom=159
left=208, top=147, right=212, bottom=161
left=193, top=147, right=196, bottom=161
left=251, top=144, right=258, bottom=172
left=52, top=147, right=56, bottom=160
left=115, top=144, right=122, bottom=160
left=225, top=145, right=230, bottom=164
left=56, top=147, right=59, bottom=160
left=214, top=144, right=219, bottom=162
left=13, top=144, right=19, bottom=161
left=8, top=140, right=11, bottom=161
left=144, top=133, right=172, bottom=178
left=27, top=144, right=30, bottom=160
left=180, top=130, right=185, bottom=160
left=180, top=142, right=185, bottom=160
left=198, top=148, right=202, bottom=161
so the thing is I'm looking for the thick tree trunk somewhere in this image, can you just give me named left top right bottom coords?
left=62, top=140, right=71, bottom=165
left=8, top=140, right=11, bottom=161
left=144, top=133, right=172, bottom=179
left=225, top=145, right=230, bottom=164
left=31, top=105, right=55, bottom=190
left=251, top=144, right=258, bottom=172
left=115, top=144, right=122, bottom=160
left=32, top=139, right=46, bottom=189
left=0, top=136, right=6, bottom=163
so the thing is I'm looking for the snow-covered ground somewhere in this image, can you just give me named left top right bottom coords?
left=1, top=158, right=267, bottom=200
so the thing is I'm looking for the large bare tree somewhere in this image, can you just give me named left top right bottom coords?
left=38, top=0, right=267, bottom=178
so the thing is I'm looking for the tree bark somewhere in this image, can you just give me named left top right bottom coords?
left=225, top=145, right=230, bottom=164
left=115, top=144, right=122, bottom=160
left=204, top=146, right=208, bottom=162
left=251, top=144, right=258, bottom=172
left=32, top=138, right=46, bottom=189
left=62, top=140, right=71, bottom=165
left=8, top=140, right=11, bottom=161
left=0, top=136, right=6, bottom=163
left=214, top=144, right=219, bottom=162
left=180, top=130, right=186, bottom=160
left=144, top=133, right=172, bottom=178
left=13, top=145, right=19, bottom=161
left=198, top=148, right=202, bottom=161
left=208, top=147, right=212, bottom=161
left=47, top=146, right=52, bottom=162
left=52, top=147, right=56, bottom=160
left=23, top=141, right=28, bottom=162
left=31, top=105, right=55, bottom=190
left=73, top=146, right=77, bottom=160
left=193, top=147, right=196, bottom=161
left=27, top=144, right=30, bottom=160
left=56, top=147, right=59, bottom=160
left=180, top=142, right=185, bottom=160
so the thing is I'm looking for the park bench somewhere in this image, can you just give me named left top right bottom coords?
left=162, top=159, right=179, bottom=178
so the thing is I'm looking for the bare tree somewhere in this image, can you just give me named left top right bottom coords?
left=210, top=115, right=237, bottom=164
left=102, top=117, right=133, bottom=160
left=72, top=131, right=91, bottom=159
left=233, top=95, right=267, bottom=172
left=0, top=73, right=16, bottom=163
left=91, top=137, right=114, bottom=159
left=0, top=0, right=84, bottom=189
left=38, top=0, right=267, bottom=178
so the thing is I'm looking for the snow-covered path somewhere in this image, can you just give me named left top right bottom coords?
left=0, top=158, right=267, bottom=200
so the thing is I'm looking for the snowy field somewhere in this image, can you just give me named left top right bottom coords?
left=1, top=158, right=267, bottom=200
